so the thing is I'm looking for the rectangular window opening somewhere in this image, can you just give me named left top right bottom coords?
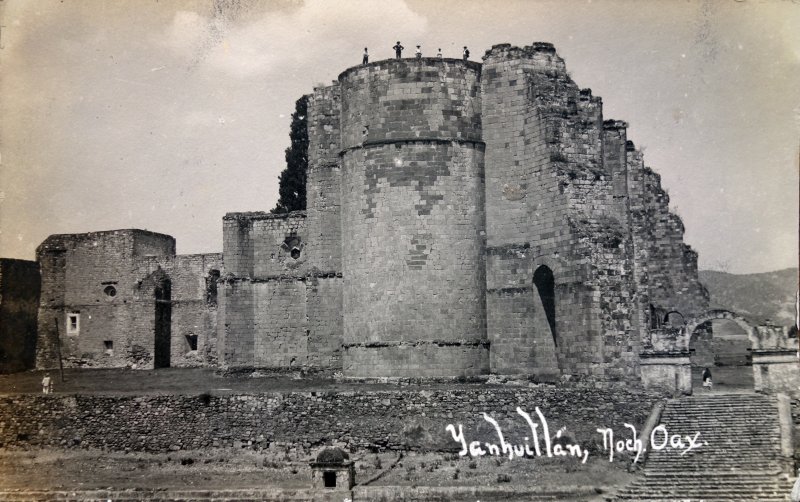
left=323, top=471, right=336, bottom=488
left=104, top=340, right=113, bottom=356
left=185, top=334, right=198, bottom=352
left=66, top=313, right=80, bottom=335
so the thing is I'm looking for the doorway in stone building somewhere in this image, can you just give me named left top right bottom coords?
left=153, top=275, right=172, bottom=369
left=533, top=265, right=557, bottom=347
left=689, top=317, right=754, bottom=391
left=532, top=265, right=560, bottom=377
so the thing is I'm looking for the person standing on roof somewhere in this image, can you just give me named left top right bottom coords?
left=463, top=46, right=470, bottom=60
left=362, top=47, right=369, bottom=64
left=393, top=41, right=404, bottom=59
left=415, top=45, right=422, bottom=59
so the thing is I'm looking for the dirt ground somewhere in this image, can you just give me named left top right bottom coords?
left=0, top=447, right=634, bottom=493
left=0, top=368, right=499, bottom=396
left=1, top=366, right=757, bottom=396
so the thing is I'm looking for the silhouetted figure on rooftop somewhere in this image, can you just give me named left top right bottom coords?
left=415, top=45, right=421, bottom=59
left=393, top=41, right=404, bottom=59
left=362, top=48, right=368, bottom=65
left=463, top=46, right=470, bottom=60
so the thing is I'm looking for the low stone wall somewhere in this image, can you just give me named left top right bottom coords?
left=754, top=352, right=800, bottom=398
left=0, top=385, right=659, bottom=457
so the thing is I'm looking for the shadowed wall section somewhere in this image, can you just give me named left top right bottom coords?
left=0, top=259, right=40, bottom=373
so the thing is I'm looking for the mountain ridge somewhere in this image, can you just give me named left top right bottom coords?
left=698, top=267, right=797, bottom=327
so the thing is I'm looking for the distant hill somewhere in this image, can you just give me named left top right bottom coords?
left=699, top=268, right=797, bottom=327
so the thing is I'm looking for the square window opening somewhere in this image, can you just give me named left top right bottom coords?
left=323, top=471, right=336, bottom=488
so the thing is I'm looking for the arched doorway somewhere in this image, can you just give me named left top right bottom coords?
left=153, top=274, right=172, bottom=369
left=530, top=265, right=559, bottom=377
left=688, top=311, right=754, bottom=391
left=533, top=265, right=557, bottom=348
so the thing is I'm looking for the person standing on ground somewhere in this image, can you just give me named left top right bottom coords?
left=362, top=47, right=369, bottom=65
left=702, top=367, right=713, bottom=391
left=42, top=373, right=51, bottom=394
left=415, top=45, right=422, bottom=59
left=437, top=48, right=443, bottom=59
left=463, top=46, right=470, bottom=60
left=393, top=41, right=404, bottom=59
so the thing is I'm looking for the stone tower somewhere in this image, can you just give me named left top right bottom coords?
left=337, top=59, right=488, bottom=377
left=218, top=42, right=709, bottom=384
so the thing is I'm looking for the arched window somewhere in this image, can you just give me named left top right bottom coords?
left=533, top=265, right=557, bottom=346
left=664, top=311, right=685, bottom=328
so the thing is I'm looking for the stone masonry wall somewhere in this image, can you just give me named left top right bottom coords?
left=482, top=44, right=639, bottom=381
left=0, top=259, right=41, bottom=373
left=33, top=230, right=219, bottom=370
left=337, top=58, right=482, bottom=148
left=340, top=143, right=488, bottom=377
left=538, top=69, right=640, bottom=381
left=305, top=85, right=343, bottom=275
left=0, top=385, right=659, bottom=456
left=220, top=212, right=341, bottom=370
left=337, top=59, right=487, bottom=377
left=222, top=212, right=308, bottom=279
left=136, top=253, right=223, bottom=367
left=482, top=45, right=573, bottom=379
left=35, top=230, right=176, bottom=370
left=306, top=276, right=342, bottom=369
left=34, top=242, right=66, bottom=369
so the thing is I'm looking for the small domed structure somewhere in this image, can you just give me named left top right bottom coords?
left=315, top=447, right=349, bottom=465
left=310, top=447, right=354, bottom=491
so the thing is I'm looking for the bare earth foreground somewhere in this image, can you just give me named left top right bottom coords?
left=0, top=369, right=637, bottom=501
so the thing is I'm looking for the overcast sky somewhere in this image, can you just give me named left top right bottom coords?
left=1, top=0, right=797, bottom=274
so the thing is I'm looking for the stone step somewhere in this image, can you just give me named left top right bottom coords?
left=626, top=475, right=789, bottom=484
left=610, top=393, right=791, bottom=502
left=616, top=495, right=791, bottom=501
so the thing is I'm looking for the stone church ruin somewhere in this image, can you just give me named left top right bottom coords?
left=5, top=43, right=795, bottom=395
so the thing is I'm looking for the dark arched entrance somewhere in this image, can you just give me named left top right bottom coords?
left=533, top=265, right=557, bottom=347
left=153, top=275, right=172, bottom=369
left=688, top=311, right=754, bottom=390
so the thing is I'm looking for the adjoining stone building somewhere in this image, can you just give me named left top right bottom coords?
left=35, top=230, right=221, bottom=369
left=24, top=42, right=797, bottom=393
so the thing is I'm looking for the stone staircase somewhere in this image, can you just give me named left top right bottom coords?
left=614, top=392, right=795, bottom=501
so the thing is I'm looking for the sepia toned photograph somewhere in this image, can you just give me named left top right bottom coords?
left=0, top=1, right=798, bottom=500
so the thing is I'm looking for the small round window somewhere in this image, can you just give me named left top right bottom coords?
left=103, top=285, right=117, bottom=297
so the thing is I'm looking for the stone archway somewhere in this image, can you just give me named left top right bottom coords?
left=685, top=309, right=755, bottom=391
left=685, top=309, right=756, bottom=340
left=533, top=265, right=557, bottom=348
left=528, top=255, right=568, bottom=378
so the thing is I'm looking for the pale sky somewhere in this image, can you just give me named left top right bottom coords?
left=0, top=0, right=798, bottom=274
